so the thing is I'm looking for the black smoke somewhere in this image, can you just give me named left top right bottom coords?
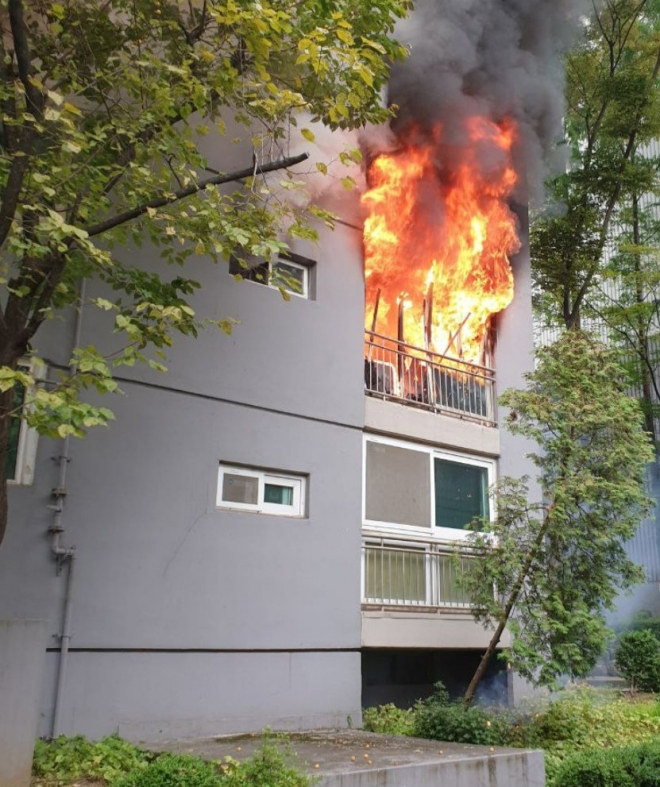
left=382, top=0, right=588, bottom=201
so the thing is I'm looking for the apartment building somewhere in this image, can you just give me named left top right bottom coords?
left=0, top=125, right=537, bottom=740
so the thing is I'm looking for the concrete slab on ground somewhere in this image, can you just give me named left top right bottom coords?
left=151, top=729, right=545, bottom=787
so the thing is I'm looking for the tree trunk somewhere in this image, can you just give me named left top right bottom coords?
left=632, top=192, right=657, bottom=447
left=463, top=509, right=555, bottom=706
left=462, top=617, right=508, bottom=706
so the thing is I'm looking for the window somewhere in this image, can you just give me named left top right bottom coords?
left=229, top=252, right=314, bottom=299
left=216, top=464, right=306, bottom=517
left=5, top=362, right=42, bottom=485
left=434, top=457, right=489, bottom=531
left=363, top=436, right=494, bottom=539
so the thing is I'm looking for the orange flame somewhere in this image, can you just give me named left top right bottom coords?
left=362, top=117, right=520, bottom=365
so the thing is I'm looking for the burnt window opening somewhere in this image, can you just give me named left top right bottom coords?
left=230, top=252, right=315, bottom=300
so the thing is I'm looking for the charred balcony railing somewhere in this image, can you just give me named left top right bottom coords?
left=364, top=330, right=495, bottom=424
left=362, top=536, right=472, bottom=609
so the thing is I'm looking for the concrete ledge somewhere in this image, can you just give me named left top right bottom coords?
left=321, top=751, right=544, bottom=787
left=365, top=398, right=500, bottom=457
left=361, top=610, right=512, bottom=649
left=154, top=729, right=544, bottom=787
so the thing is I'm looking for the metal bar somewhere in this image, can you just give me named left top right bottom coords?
left=364, top=331, right=495, bottom=422
left=361, top=540, right=472, bottom=609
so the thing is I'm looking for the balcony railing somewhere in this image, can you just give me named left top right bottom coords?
left=362, top=536, right=472, bottom=609
left=364, top=330, right=495, bottom=424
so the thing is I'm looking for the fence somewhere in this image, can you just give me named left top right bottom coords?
left=362, top=537, right=472, bottom=608
left=364, top=331, right=495, bottom=423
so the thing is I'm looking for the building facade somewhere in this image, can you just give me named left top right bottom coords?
left=0, top=131, right=537, bottom=740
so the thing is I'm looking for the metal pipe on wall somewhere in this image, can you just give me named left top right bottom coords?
left=48, top=282, right=85, bottom=738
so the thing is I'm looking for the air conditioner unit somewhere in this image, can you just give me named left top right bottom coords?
left=364, top=359, right=398, bottom=396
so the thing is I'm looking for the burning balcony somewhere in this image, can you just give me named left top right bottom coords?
left=362, top=535, right=472, bottom=609
left=360, top=117, right=520, bottom=427
left=364, top=330, right=495, bottom=423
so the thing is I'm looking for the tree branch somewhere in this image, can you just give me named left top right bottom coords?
left=567, top=46, right=660, bottom=327
left=8, top=0, right=44, bottom=118
left=84, top=152, right=309, bottom=238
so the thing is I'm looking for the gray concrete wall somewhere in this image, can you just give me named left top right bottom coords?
left=40, top=650, right=361, bottom=741
left=495, top=208, right=539, bottom=486
left=0, top=620, right=49, bottom=787
left=0, top=147, right=369, bottom=737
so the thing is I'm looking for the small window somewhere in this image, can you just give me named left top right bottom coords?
left=230, top=252, right=314, bottom=299
left=5, top=380, right=25, bottom=481
left=217, top=464, right=305, bottom=517
left=5, top=361, right=42, bottom=485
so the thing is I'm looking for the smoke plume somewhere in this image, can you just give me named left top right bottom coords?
left=381, top=0, right=587, bottom=202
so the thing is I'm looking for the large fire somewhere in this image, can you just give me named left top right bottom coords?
left=362, top=116, right=520, bottom=365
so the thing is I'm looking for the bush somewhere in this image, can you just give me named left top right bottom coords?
left=625, top=611, right=660, bottom=643
left=412, top=683, right=512, bottom=746
left=33, top=735, right=150, bottom=786
left=362, top=704, right=416, bottom=736
left=115, top=753, right=223, bottom=787
left=553, top=747, right=636, bottom=787
left=222, top=743, right=312, bottom=787
left=554, top=741, right=660, bottom=787
left=615, top=630, right=660, bottom=692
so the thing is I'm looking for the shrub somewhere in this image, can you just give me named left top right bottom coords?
left=114, top=753, right=223, bottom=787
left=413, top=683, right=512, bottom=746
left=553, top=741, right=660, bottom=787
left=625, top=611, right=660, bottom=643
left=33, top=735, right=149, bottom=786
left=222, top=743, right=312, bottom=787
left=362, top=704, right=416, bottom=736
left=615, top=630, right=660, bottom=692
left=553, top=747, right=636, bottom=787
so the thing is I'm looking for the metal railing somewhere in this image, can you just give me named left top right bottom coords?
left=364, top=330, right=496, bottom=423
left=362, top=537, right=472, bottom=609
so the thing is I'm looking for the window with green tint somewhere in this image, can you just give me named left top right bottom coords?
left=264, top=483, right=294, bottom=506
left=5, top=382, right=25, bottom=481
left=434, top=458, right=488, bottom=530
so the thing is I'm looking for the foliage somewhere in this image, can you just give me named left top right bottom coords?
left=221, top=742, right=312, bottom=787
left=34, top=737, right=312, bottom=787
left=362, top=704, right=416, bottom=736
left=553, top=741, right=660, bottom=787
left=361, top=688, right=660, bottom=785
left=412, top=683, right=512, bottom=746
left=522, top=690, right=660, bottom=784
left=115, top=753, right=222, bottom=787
left=533, top=0, right=660, bottom=331
left=459, top=331, right=653, bottom=702
left=32, top=735, right=150, bottom=786
left=0, top=0, right=411, bottom=545
left=615, top=630, right=660, bottom=692
left=624, top=610, right=660, bottom=642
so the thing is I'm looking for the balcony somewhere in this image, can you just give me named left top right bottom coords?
left=364, top=330, right=496, bottom=424
left=362, top=535, right=472, bottom=610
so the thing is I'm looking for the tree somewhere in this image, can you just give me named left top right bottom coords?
left=0, top=0, right=411, bottom=546
left=460, top=331, right=653, bottom=705
left=533, top=0, right=660, bottom=332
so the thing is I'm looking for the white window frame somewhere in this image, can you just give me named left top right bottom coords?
left=230, top=252, right=314, bottom=300
left=362, top=434, right=496, bottom=543
left=216, top=463, right=306, bottom=517
left=6, top=360, right=43, bottom=486
left=269, top=257, right=310, bottom=299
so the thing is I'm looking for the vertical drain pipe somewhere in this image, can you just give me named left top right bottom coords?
left=49, top=282, right=85, bottom=738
